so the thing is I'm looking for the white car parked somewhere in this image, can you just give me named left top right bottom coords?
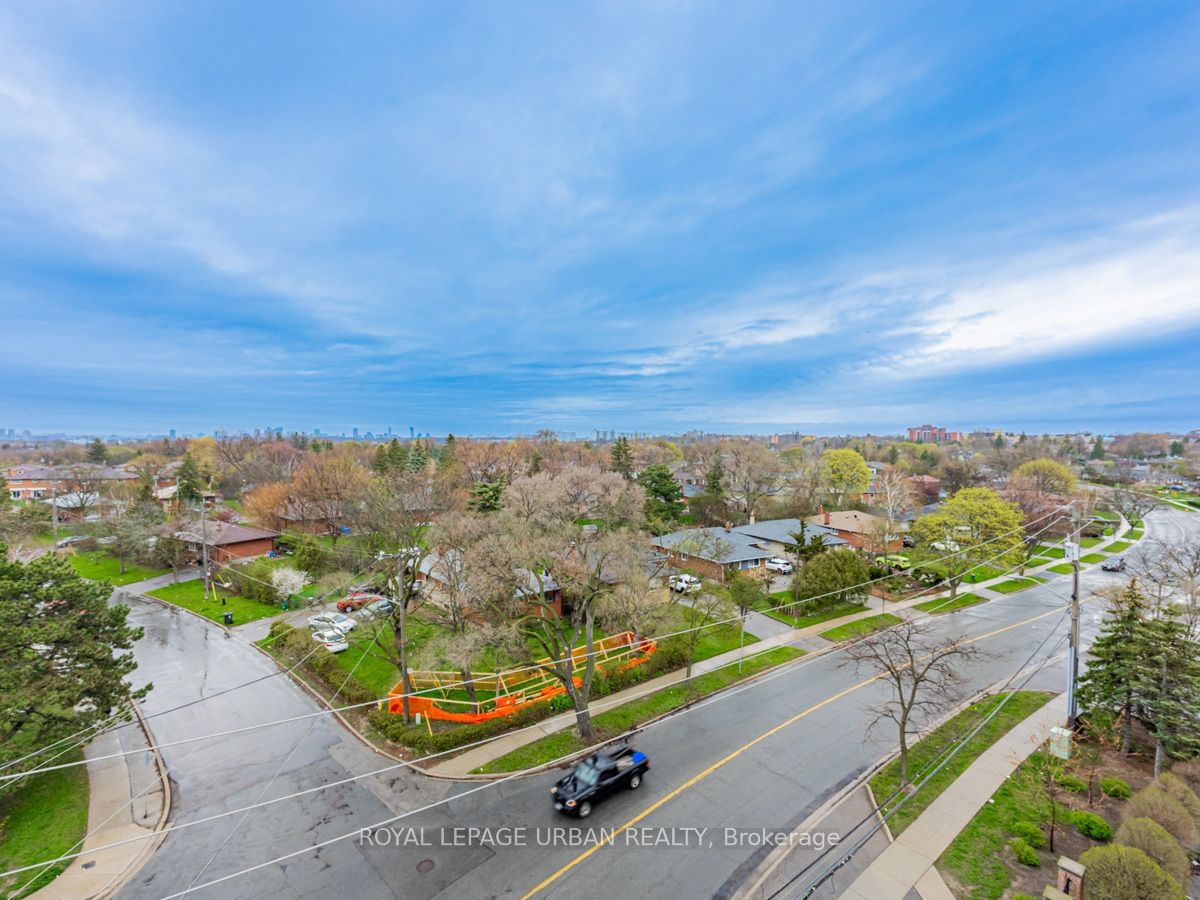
left=765, top=557, right=793, bottom=574
left=307, top=611, right=357, bottom=634
left=312, top=629, right=349, bottom=653
left=668, top=574, right=702, bottom=594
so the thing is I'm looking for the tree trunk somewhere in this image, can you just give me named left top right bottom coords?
left=1120, top=698, right=1133, bottom=755
left=1153, top=738, right=1165, bottom=779
left=393, top=596, right=411, bottom=722
left=1048, top=800, right=1057, bottom=852
left=948, top=577, right=960, bottom=601
left=461, top=666, right=478, bottom=712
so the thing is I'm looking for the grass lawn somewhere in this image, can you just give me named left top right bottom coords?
left=1103, top=540, right=1131, bottom=554
left=914, top=593, right=986, bottom=614
left=870, top=691, right=1053, bottom=838
left=1127, top=528, right=1144, bottom=541
left=966, top=564, right=1005, bottom=582
left=1033, top=546, right=1065, bottom=559
left=762, top=601, right=868, bottom=630
left=819, top=613, right=902, bottom=642
left=67, top=551, right=168, bottom=586
left=148, top=579, right=281, bottom=625
left=474, top=646, right=804, bottom=773
left=1078, top=536, right=1102, bottom=548
left=0, top=748, right=89, bottom=898
left=1047, top=563, right=1074, bottom=575
left=1080, top=553, right=1107, bottom=564
left=989, top=576, right=1046, bottom=594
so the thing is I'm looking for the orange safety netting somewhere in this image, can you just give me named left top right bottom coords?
left=386, top=630, right=657, bottom=723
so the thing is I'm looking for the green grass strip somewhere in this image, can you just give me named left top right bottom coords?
left=988, top=576, right=1046, bottom=594
left=1047, top=563, right=1074, bottom=575
left=819, top=613, right=903, bottom=642
left=914, top=593, right=986, bottom=614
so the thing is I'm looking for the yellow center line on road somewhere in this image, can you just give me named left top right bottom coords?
left=519, top=602, right=1071, bottom=899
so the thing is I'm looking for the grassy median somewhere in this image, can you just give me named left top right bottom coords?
left=869, top=691, right=1054, bottom=837
left=0, top=749, right=89, bottom=898
left=819, top=613, right=902, bottom=642
left=914, top=593, right=986, bottom=615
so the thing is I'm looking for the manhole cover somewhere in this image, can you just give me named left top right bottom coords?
left=416, top=859, right=435, bottom=874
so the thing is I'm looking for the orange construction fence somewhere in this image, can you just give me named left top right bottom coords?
left=386, top=630, right=657, bottom=723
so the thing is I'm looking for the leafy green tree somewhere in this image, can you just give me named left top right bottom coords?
left=104, top=502, right=162, bottom=575
left=0, top=549, right=148, bottom=790
left=1169, top=440, right=1185, bottom=457
left=85, top=437, right=108, bottom=463
left=294, top=534, right=330, bottom=577
left=1078, top=845, right=1184, bottom=900
left=1135, top=607, right=1200, bottom=776
left=637, top=464, right=684, bottom=531
left=910, top=487, right=1025, bottom=599
left=176, top=452, right=204, bottom=503
left=1091, top=435, right=1106, bottom=459
left=786, top=522, right=828, bottom=563
left=371, top=444, right=392, bottom=474
left=820, top=448, right=871, bottom=508
left=610, top=436, right=633, bottom=479
left=1012, top=457, right=1077, bottom=494
left=788, top=549, right=870, bottom=609
left=1078, top=581, right=1149, bottom=754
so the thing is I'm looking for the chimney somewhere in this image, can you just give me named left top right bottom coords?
left=824, top=511, right=831, bottom=526
left=749, top=511, right=756, bottom=525
left=724, top=522, right=732, bottom=532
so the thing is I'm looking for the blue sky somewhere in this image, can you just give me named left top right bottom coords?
left=2, top=2, right=1199, bottom=437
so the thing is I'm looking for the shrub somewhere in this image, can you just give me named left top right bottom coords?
left=1170, top=759, right=1200, bottom=792
left=1056, top=773, right=1087, bottom=793
left=1156, top=772, right=1200, bottom=822
left=368, top=704, right=553, bottom=754
left=1009, top=820, right=1046, bottom=849
left=1114, top=817, right=1191, bottom=887
left=1126, top=786, right=1199, bottom=850
left=1078, top=845, right=1184, bottom=900
left=1100, top=776, right=1131, bottom=799
left=1008, top=837, right=1039, bottom=866
left=1072, top=810, right=1113, bottom=841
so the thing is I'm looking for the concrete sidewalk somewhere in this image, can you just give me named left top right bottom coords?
left=29, top=707, right=170, bottom=900
left=839, top=693, right=1067, bottom=900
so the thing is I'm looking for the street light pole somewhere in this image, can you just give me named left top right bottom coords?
left=1066, top=507, right=1082, bottom=728
left=200, top=501, right=211, bottom=602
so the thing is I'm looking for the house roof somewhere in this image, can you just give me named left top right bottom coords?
left=653, top=527, right=774, bottom=564
left=179, top=520, right=279, bottom=546
left=806, top=510, right=890, bottom=535
left=732, top=518, right=846, bottom=547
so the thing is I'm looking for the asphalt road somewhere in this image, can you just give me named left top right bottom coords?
left=114, top=506, right=1199, bottom=900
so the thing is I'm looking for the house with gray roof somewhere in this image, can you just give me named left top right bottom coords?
left=653, top=518, right=847, bottom=581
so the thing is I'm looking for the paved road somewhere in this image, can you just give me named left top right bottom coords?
left=113, top=506, right=1197, bottom=900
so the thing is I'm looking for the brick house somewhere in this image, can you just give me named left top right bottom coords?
left=805, top=510, right=903, bottom=553
left=178, top=521, right=279, bottom=563
left=654, top=518, right=847, bottom=581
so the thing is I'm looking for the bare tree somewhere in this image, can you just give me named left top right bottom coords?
left=290, top=452, right=370, bottom=545
left=1106, top=484, right=1160, bottom=527
left=722, top=440, right=783, bottom=521
left=873, top=466, right=916, bottom=554
left=839, top=618, right=982, bottom=787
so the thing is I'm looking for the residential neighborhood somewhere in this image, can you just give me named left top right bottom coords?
left=3, top=4, right=1200, bottom=900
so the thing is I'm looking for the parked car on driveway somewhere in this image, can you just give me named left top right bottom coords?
left=307, top=611, right=357, bottom=634
left=668, top=573, right=702, bottom=594
left=765, top=557, right=793, bottom=574
left=357, top=598, right=396, bottom=620
left=312, top=629, right=349, bottom=653
left=337, top=592, right=387, bottom=613
left=1101, top=556, right=1126, bottom=572
left=551, top=746, right=649, bottom=818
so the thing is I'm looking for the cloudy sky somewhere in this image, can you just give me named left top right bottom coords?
left=2, top=1, right=1198, bottom=437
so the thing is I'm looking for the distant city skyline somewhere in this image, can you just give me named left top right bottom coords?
left=2, top=4, right=1199, bottom=435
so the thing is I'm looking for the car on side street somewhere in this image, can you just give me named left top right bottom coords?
left=1101, top=556, right=1125, bottom=572
left=551, top=746, right=649, bottom=818
left=307, top=611, right=357, bottom=634
left=55, top=534, right=90, bottom=548
left=668, top=573, right=702, bottom=594
left=765, top=557, right=793, bottom=574
left=312, top=629, right=350, bottom=653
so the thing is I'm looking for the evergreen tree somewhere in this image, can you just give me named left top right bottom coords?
left=438, top=433, right=457, bottom=471
left=1091, top=436, right=1106, bottom=459
left=1135, top=607, right=1200, bottom=776
left=705, top=457, right=726, bottom=495
left=387, top=438, right=408, bottom=472
left=407, top=441, right=429, bottom=473
left=527, top=450, right=543, bottom=476
left=176, top=452, right=204, bottom=503
left=0, top=550, right=147, bottom=787
left=637, top=464, right=684, bottom=529
left=994, top=434, right=1005, bottom=449
left=86, top=437, right=108, bottom=463
left=1078, top=581, right=1149, bottom=754
left=610, top=437, right=633, bottom=479
left=468, top=479, right=505, bottom=512
left=372, top=444, right=391, bottom=474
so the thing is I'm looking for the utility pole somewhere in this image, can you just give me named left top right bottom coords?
left=50, top=476, right=59, bottom=548
left=1065, top=507, right=1082, bottom=728
left=200, top=501, right=211, bottom=602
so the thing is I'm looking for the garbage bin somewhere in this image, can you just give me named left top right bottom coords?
left=223, top=612, right=234, bottom=626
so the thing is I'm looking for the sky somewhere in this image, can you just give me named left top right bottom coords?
left=2, top=1, right=1199, bottom=438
